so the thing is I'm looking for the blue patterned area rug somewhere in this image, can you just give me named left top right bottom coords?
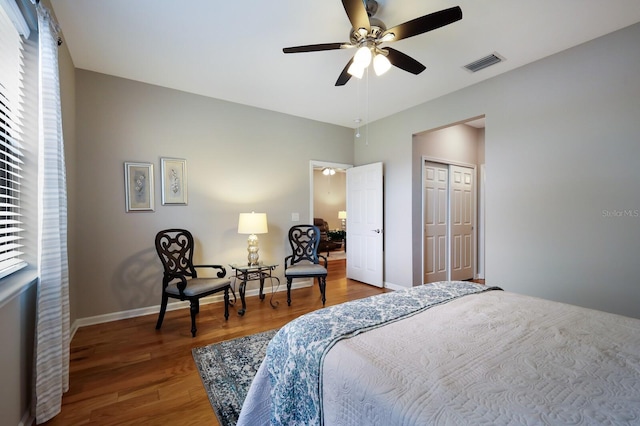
left=192, top=329, right=278, bottom=426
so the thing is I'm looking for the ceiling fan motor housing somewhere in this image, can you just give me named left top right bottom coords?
left=350, top=18, right=386, bottom=45
left=365, top=0, right=379, bottom=17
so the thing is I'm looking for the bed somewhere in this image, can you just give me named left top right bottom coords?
left=237, top=281, right=640, bottom=425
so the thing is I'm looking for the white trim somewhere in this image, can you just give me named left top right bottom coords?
left=0, top=268, right=37, bottom=310
left=18, top=409, right=33, bottom=426
left=384, top=281, right=404, bottom=291
left=0, top=0, right=30, bottom=37
left=423, top=155, right=477, bottom=170
left=71, top=280, right=312, bottom=330
left=477, top=164, right=486, bottom=279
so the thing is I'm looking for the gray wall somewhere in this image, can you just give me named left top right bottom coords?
left=74, top=70, right=354, bottom=320
left=356, top=23, right=640, bottom=318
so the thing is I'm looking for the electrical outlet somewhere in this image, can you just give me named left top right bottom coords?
left=291, top=212, right=299, bottom=222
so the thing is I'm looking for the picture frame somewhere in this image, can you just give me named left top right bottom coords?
left=160, top=157, right=188, bottom=205
left=124, top=162, right=155, bottom=212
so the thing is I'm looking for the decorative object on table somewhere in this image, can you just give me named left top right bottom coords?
left=338, top=210, right=347, bottom=231
left=192, top=328, right=279, bottom=426
left=229, top=263, right=280, bottom=315
left=154, top=229, right=231, bottom=337
left=124, top=161, right=154, bottom=212
left=327, top=230, right=346, bottom=241
left=160, top=157, right=188, bottom=205
left=284, top=225, right=328, bottom=306
left=237, top=212, right=268, bottom=266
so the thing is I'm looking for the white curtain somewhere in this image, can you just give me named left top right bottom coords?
left=34, top=3, right=70, bottom=424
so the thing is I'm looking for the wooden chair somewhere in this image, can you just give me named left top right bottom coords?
left=284, top=225, right=328, bottom=306
left=155, top=229, right=231, bottom=337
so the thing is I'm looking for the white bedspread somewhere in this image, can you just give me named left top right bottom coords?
left=240, top=290, right=640, bottom=425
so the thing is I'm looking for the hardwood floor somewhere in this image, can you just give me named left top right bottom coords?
left=44, top=260, right=386, bottom=425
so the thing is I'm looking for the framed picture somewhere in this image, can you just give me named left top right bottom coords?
left=124, top=162, right=155, bottom=212
left=160, top=157, right=188, bottom=205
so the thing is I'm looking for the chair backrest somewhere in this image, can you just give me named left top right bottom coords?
left=288, top=225, right=321, bottom=265
left=155, top=229, right=197, bottom=278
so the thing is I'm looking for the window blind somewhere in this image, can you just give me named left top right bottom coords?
left=0, top=4, right=28, bottom=279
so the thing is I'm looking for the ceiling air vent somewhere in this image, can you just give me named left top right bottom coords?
left=464, top=53, right=504, bottom=73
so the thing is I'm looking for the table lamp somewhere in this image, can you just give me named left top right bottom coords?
left=238, top=212, right=268, bottom=266
left=338, top=210, right=347, bottom=231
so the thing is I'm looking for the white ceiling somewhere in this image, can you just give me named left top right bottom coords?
left=49, top=0, right=640, bottom=129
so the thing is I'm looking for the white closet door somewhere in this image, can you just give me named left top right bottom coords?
left=423, top=162, right=448, bottom=283
left=450, top=165, right=474, bottom=281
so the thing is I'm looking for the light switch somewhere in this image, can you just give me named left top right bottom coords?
left=291, top=212, right=299, bottom=222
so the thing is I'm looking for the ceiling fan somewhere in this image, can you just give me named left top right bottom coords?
left=282, top=0, right=462, bottom=86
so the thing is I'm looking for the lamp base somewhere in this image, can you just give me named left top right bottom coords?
left=247, top=234, right=260, bottom=266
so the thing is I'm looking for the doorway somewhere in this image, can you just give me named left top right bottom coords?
left=309, top=160, right=351, bottom=261
left=412, top=117, right=485, bottom=285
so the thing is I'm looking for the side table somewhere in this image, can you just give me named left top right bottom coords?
left=229, top=263, right=279, bottom=315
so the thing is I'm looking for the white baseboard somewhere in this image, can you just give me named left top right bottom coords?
left=19, top=408, right=33, bottom=426
left=71, top=280, right=312, bottom=333
left=384, top=281, right=406, bottom=291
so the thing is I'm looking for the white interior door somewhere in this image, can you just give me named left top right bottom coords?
left=346, top=162, right=383, bottom=287
left=423, top=162, right=448, bottom=283
left=450, top=165, right=474, bottom=281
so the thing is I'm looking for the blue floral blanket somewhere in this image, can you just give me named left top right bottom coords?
left=265, top=281, right=501, bottom=425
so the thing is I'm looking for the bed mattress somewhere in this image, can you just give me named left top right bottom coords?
left=239, top=284, right=640, bottom=425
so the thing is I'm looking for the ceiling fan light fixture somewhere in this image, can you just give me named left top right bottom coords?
left=373, top=53, right=391, bottom=76
left=380, top=32, right=395, bottom=42
left=347, top=62, right=365, bottom=79
left=353, top=45, right=372, bottom=68
left=282, top=1, right=463, bottom=87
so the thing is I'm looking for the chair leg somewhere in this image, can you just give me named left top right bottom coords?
left=286, top=277, right=293, bottom=306
left=190, top=299, right=199, bottom=337
left=156, top=293, right=169, bottom=330
left=224, top=287, right=229, bottom=320
left=318, top=276, right=326, bottom=306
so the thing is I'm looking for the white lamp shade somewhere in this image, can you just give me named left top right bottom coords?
left=238, top=212, right=268, bottom=234
left=373, top=53, right=392, bottom=76
left=353, top=46, right=372, bottom=67
left=347, top=62, right=365, bottom=79
left=338, top=210, right=347, bottom=219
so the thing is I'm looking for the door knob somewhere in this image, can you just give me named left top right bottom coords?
left=372, top=229, right=382, bottom=233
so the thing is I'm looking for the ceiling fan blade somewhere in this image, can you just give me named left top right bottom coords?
left=283, top=43, right=348, bottom=54
left=383, top=6, right=462, bottom=42
left=335, top=58, right=355, bottom=86
left=342, top=0, right=370, bottom=33
left=385, top=48, right=426, bottom=75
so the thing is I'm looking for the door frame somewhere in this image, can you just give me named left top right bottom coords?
left=421, top=156, right=479, bottom=282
